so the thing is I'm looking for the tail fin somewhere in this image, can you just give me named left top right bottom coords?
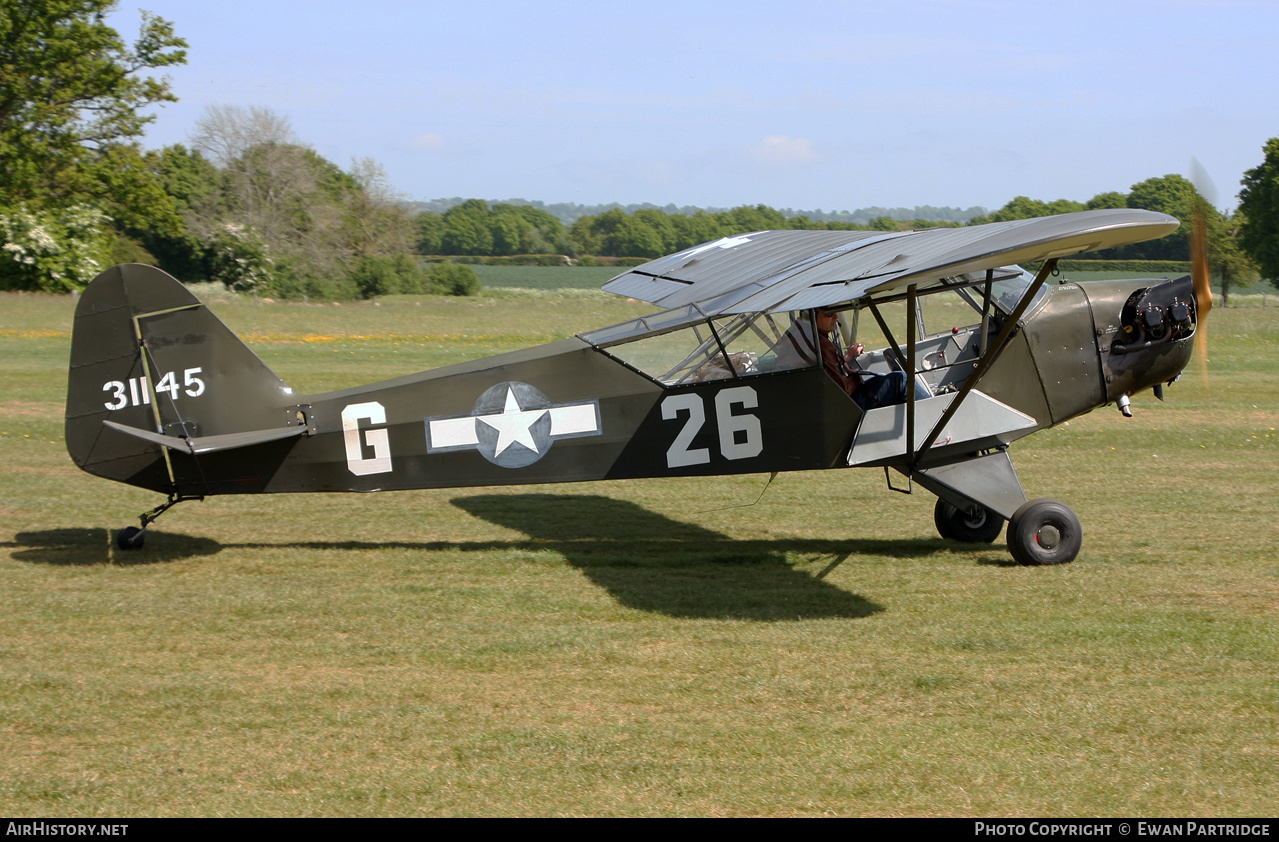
left=66, top=264, right=304, bottom=495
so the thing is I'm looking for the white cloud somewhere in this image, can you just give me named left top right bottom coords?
left=748, top=135, right=819, bottom=166
left=408, top=132, right=446, bottom=150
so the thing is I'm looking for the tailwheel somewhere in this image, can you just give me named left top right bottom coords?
left=1006, top=498, right=1082, bottom=566
left=933, top=499, right=1004, bottom=543
left=115, top=494, right=203, bottom=552
left=117, top=526, right=146, bottom=551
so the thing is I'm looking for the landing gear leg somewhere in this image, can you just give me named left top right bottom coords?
left=116, top=494, right=202, bottom=551
left=1006, top=498, right=1082, bottom=566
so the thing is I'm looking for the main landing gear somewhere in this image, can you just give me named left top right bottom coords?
left=1005, top=498, right=1082, bottom=566
left=933, top=496, right=1083, bottom=565
left=933, top=499, right=1004, bottom=544
left=115, top=494, right=202, bottom=551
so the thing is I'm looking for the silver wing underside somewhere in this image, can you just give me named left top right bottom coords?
left=600, top=209, right=1178, bottom=315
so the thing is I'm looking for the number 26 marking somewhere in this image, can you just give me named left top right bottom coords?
left=661, top=386, right=763, bottom=469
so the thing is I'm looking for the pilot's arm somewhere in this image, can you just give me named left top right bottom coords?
left=819, top=336, right=861, bottom=397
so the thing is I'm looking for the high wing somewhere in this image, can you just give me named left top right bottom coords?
left=600, top=209, right=1178, bottom=315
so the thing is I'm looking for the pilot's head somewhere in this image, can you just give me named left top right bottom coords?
left=816, top=308, right=838, bottom=334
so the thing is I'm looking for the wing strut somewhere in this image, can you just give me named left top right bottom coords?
left=865, top=301, right=907, bottom=368
left=978, top=269, right=994, bottom=356
left=913, top=258, right=1059, bottom=468
left=906, top=284, right=917, bottom=464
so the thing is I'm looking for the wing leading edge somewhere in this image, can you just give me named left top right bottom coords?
left=600, top=209, right=1179, bottom=315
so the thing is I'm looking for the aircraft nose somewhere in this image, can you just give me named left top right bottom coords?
left=1089, top=274, right=1198, bottom=406
left=1109, top=274, right=1197, bottom=354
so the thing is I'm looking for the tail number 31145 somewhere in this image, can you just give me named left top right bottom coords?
left=661, top=386, right=762, bottom=468
left=102, top=367, right=205, bottom=410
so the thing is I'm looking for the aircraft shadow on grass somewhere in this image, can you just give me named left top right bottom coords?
left=10, top=495, right=992, bottom=619
left=8, top=527, right=222, bottom=567
left=450, top=493, right=899, bottom=620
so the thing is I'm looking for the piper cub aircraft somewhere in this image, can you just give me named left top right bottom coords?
left=66, top=208, right=1207, bottom=565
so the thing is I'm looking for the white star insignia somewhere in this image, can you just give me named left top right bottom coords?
left=679, top=234, right=757, bottom=260
left=424, top=381, right=602, bottom=468
left=476, top=386, right=548, bottom=456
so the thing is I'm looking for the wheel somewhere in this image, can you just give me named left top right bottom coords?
left=1006, top=498, right=1081, bottom=566
left=117, top=526, right=145, bottom=551
left=934, top=499, right=1004, bottom=543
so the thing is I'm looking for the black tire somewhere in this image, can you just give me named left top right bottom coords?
left=117, top=526, right=145, bottom=551
left=1006, top=498, right=1081, bottom=566
left=933, top=499, right=1004, bottom=543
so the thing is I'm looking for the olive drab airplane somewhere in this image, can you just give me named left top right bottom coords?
left=65, top=208, right=1210, bottom=565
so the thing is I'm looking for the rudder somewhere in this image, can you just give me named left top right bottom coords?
left=66, top=264, right=302, bottom=494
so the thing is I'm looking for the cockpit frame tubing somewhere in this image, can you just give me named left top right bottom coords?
left=912, top=258, right=1059, bottom=468
left=906, top=284, right=917, bottom=463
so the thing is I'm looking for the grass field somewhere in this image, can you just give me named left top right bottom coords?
left=1, top=279, right=1276, bottom=817
left=468, top=264, right=625, bottom=292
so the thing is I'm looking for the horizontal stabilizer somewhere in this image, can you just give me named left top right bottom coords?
left=103, top=420, right=308, bottom=454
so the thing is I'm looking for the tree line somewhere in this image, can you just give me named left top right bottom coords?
left=413, top=178, right=1274, bottom=303
left=2, top=2, right=1277, bottom=301
left=415, top=201, right=964, bottom=262
left=411, top=198, right=986, bottom=227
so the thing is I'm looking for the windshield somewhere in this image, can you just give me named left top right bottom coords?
left=989, top=267, right=1049, bottom=315
left=945, top=266, right=1048, bottom=318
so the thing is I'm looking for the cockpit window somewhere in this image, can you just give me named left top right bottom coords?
left=987, top=267, right=1048, bottom=315
left=594, top=311, right=818, bottom=385
left=939, top=266, right=1049, bottom=318
left=919, top=289, right=983, bottom=337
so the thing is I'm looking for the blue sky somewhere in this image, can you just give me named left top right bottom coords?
left=110, top=0, right=1279, bottom=212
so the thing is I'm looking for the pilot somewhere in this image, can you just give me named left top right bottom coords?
left=813, top=308, right=910, bottom=411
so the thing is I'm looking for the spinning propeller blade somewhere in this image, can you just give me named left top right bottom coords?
left=1189, top=160, right=1215, bottom=387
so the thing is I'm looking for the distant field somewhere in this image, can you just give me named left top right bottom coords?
left=0, top=286, right=1276, bottom=817
left=470, top=264, right=625, bottom=292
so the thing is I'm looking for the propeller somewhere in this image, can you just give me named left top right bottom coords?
left=1189, top=159, right=1215, bottom=387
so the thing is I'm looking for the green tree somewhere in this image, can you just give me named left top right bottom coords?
left=970, top=196, right=1086, bottom=225
left=204, top=222, right=272, bottom=293
left=138, top=144, right=222, bottom=281
left=426, top=261, right=480, bottom=296
left=1087, top=191, right=1128, bottom=210
left=414, top=211, right=446, bottom=255
left=669, top=212, right=726, bottom=251
left=0, top=1, right=185, bottom=203
left=1124, top=174, right=1196, bottom=260
left=350, top=253, right=426, bottom=298
left=1238, top=137, right=1279, bottom=285
left=1128, top=174, right=1197, bottom=218
left=718, top=204, right=788, bottom=233
left=578, top=209, right=665, bottom=258
left=0, top=1, right=187, bottom=289
left=567, top=214, right=603, bottom=256
left=1209, top=209, right=1260, bottom=305
left=633, top=209, right=679, bottom=253
left=0, top=203, right=112, bottom=292
left=487, top=205, right=526, bottom=256
left=414, top=209, right=450, bottom=252
left=440, top=200, right=495, bottom=255
left=345, top=157, right=414, bottom=259
left=507, top=205, right=566, bottom=253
